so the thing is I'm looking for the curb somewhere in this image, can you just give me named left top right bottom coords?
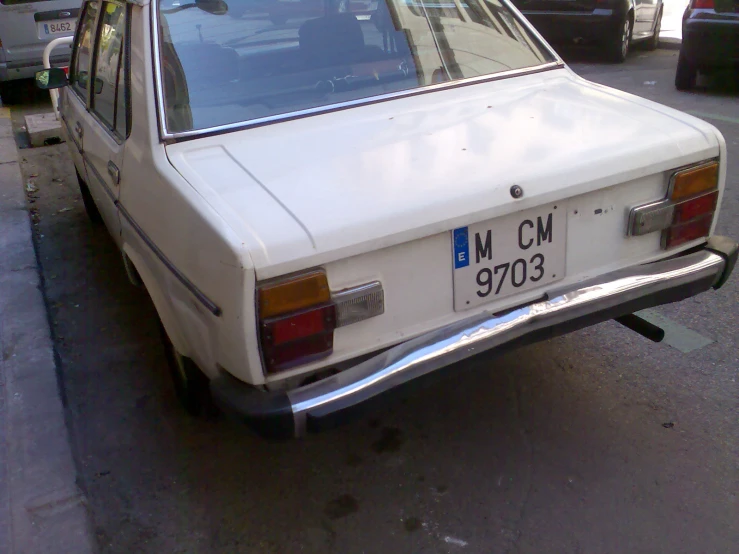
left=0, top=107, right=95, bottom=553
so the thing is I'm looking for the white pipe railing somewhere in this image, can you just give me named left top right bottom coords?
left=42, top=36, right=74, bottom=119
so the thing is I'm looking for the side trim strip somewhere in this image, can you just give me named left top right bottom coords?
left=81, top=153, right=222, bottom=317
left=118, top=204, right=223, bottom=317
left=83, top=152, right=116, bottom=203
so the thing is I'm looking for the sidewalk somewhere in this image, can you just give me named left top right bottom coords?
left=0, top=107, right=94, bottom=553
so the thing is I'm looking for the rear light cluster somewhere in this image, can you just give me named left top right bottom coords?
left=628, top=161, right=720, bottom=249
left=258, top=271, right=384, bottom=374
left=693, top=0, right=714, bottom=8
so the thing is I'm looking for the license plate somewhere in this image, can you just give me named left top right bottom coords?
left=452, top=204, right=566, bottom=311
left=38, top=19, right=75, bottom=38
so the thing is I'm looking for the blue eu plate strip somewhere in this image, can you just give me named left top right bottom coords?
left=453, top=227, right=469, bottom=269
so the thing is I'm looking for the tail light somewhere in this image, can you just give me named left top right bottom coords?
left=628, top=161, right=720, bottom=249
left=258, top=271, right=384, bottom=374
left=693, top=0, right=714, bottom=8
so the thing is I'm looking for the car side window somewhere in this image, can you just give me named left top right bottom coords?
left=70, top=2, right=99, bottom=98
left=90, top=2, right=129, bottom=138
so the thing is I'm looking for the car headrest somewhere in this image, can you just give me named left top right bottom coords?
left=299, top=14, right=365, bottom=61
left=175, top=42, right=240, bottom=89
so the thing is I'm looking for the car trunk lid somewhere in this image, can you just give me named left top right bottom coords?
left=165, top=69, right=720, bottom=280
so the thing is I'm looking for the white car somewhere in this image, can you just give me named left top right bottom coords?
left=37, top=0, right=737, bottom=438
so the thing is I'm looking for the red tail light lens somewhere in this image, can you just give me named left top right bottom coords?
left=663, top=215, right=713, bottom=248
left=261, top=304, right=336, bottom=373
left=672, top=191, right=718, bottom=224
left=693, top=0, right=714, bottom=8
left=264, top=305, right=336, bottom=347
left=265, top=333, right=335, bottom=372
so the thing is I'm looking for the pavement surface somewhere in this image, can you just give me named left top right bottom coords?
left=0, top=108, right=93, bottom=553
left=2, top=47, right=738, bottom=553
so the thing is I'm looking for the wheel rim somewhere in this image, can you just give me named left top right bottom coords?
left=621, top=19, right=631, bottom=58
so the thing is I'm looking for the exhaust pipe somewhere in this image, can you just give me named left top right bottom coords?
left=615, top=314, right=665, bottom=343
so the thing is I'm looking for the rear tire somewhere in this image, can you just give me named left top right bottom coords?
left=0, top=81, right=22, bottom=105
left=675, top=50, right=697, bottom=91
left=76, top=169, right=104, bottom=225
left=160, top=324, right=213, bottom=417
left=645, top=8, right=662, bottom=51
left=606, top=14, right=632, bottom=63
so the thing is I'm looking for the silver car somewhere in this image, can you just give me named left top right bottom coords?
left=0, top=0, right=80, bottom=103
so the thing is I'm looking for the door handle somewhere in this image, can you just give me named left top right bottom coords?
left=74, top=121, right=83, bottom=139
left=107, top=160, right=120, bottom=184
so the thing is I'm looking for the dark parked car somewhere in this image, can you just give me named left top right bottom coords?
left=675, top=0, right=739, bottom=90
left=511, top=0, right=663, bottom=62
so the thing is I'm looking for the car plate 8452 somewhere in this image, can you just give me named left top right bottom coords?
left=452, top=204, right=566, bottom=311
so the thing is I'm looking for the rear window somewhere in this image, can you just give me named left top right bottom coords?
left=157, top=0, right=556, bottom=134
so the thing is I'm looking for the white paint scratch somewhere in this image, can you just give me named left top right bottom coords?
left=444, top=536, right=468, bottom=547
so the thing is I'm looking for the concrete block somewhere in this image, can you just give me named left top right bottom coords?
left=24, top=113, right=64, bottom=148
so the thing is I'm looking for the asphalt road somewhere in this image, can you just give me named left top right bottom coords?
left=6, top=47, right=739, bottom=553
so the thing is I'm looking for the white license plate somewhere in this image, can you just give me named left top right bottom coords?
left=38, top=19, right=75, bottom=38
left=452, top=204, right=567, bottom=311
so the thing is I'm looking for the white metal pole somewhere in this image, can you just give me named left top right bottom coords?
left=42, top=36, right=74, bottom=120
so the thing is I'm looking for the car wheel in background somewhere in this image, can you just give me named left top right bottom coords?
left=675, top=50, right=698, bottom=91
left=0, top=81, right=22, bottom=105
left=76, top=169, right=104, bottom=224
left=645, top=7, right=662, bottom=51
left=160, top=323, right=213, bottom=416
left=607, top=14, right=632, bottom=63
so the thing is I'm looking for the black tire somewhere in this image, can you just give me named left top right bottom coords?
left=606, top=14, right=632, bottom=63
left=0, top=81, right=22, bottom=105
left=645, top=8, right=662, bottom=51
left=160, top=324, right=213, bottom=417
left=675, top=50, right=697, bottom=91
left=76, top=169, right=104, bottom=224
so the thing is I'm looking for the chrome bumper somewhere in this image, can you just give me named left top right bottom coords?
left=211, top=237, right=737, bottom=439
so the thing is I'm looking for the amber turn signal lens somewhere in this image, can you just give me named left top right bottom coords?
left=671, top=162, right=718, bottom=201
left=258, top=270, right=330, bottom=319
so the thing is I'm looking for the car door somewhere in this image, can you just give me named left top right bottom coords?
left=81, top=0, right=129, bottom=245
left=636, top=0, right=659, bottom=38
left=633, top=0, right=651, bottom=36
left=60, top=1, right=98, bottom=186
